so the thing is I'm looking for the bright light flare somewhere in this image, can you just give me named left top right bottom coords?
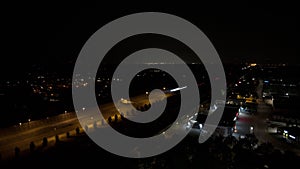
left=170, top=86, right=187, bottom=92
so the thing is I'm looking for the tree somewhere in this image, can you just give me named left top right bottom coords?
left=121, top=114, right=125, bottom=121
left=144, top=104, right=150, bottom=110
left=42, top=137, right=48, bottom=147
left=66, top=131, right=70, bottom=138
left=30, top=141, right=35, bottom=152
left=55, top=135, right=60, bottom=143
left=76, top=127, right=80, bottom=135
left=108, top=116, right=112, bottom=123
left=114, top=114, right=118, bottom=123
left=14, top=147, right=20, bottom=157
left=131, top=109, right=135, bottom=115
left=84, top=125, right=89, bottom=132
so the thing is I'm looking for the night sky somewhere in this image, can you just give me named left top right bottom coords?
left=2, top=2, right=299, bottom=78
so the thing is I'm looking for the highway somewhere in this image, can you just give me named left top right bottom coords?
left=0, top=114, right=79, bottom=159
left=0, top=93, right=170, bottom=160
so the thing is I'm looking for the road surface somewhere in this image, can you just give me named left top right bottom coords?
left=230, top=80, right=300, bottom=155
left=0, top=93, right=170, bottom=160
left=253, top=80, right=300, bottom=155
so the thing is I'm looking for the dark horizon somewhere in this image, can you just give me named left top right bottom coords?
left=2, top=2, right=300, bottom=79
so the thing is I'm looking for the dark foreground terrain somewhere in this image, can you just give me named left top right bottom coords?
left=1, top=130, right=300, bottom=169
